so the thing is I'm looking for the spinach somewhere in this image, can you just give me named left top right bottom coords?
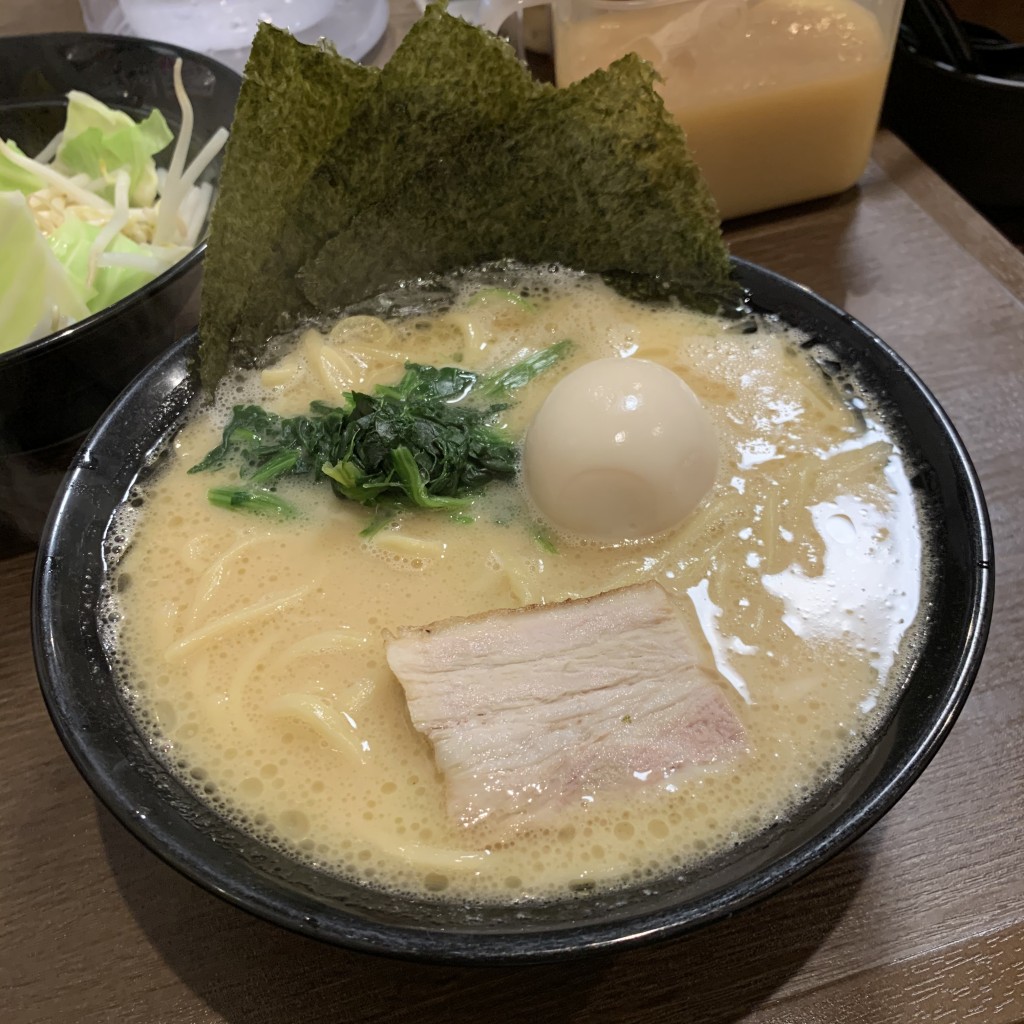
left=190, top=340, right=571, bottom=521
left=206, top=486, right=298, bottom=518
left=479, top=339, right=572, bottom=398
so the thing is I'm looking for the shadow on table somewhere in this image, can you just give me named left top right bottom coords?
left=725, top=179, right=887, bottom=314
left=96, top=800, right=873, bottom=1024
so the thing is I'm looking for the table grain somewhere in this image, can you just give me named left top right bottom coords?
left=3, top=6, right=1024, bottom=1022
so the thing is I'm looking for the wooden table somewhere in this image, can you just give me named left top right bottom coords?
left=3, top=6, right=1024, bottom=1023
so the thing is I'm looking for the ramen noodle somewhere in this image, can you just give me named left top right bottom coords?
left=103, top=266, right=926, bottom=901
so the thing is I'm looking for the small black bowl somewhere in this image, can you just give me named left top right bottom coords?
left=883, top=22, right=1024, bottom=213
left=0, top=33, right=241, bottom=555
left=32, top=260, right=993, bottom=964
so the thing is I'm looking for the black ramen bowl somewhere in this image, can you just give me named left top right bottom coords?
left=32, top=260, right=993, bottom=964
left=0, top=33, right=240, bottom=555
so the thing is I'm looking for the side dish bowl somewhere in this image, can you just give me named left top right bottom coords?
left=32, top=260, right=993, bottom=964
left=0, top=33, right=240, bottom=554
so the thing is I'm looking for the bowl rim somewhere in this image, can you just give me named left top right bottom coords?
left=31, top=257, right=995, bottom=964
left=0, top=31, right=242, bottom=369
left=895, top=35, right=1024, bottom=89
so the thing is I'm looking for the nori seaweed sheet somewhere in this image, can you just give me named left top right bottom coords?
left=198, top=2, right=739, bottom=391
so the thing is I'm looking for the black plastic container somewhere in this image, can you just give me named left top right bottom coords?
left=0, top=33, right=240, bottom=554
left=883, top=21, right=1024, bottom=213
left=32, top=259, right=993, bottom=965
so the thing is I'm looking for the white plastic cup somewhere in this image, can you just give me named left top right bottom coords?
left=118, top=0, right=336, bottom=52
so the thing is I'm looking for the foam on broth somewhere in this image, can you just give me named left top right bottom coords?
left=102, top=267, right=927, bottom=901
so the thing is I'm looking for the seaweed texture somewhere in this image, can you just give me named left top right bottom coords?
left=199, top=3, right=738, bottom=391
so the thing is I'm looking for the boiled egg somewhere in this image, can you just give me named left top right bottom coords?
left=522, top=358, right=717, bottom=541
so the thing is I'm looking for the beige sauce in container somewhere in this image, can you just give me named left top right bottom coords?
left=553, top=0, right=896, bottom=219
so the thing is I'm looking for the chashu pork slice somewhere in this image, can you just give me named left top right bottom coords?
left=386, top=581, right=745, bottom=839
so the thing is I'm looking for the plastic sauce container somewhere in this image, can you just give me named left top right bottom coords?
left=479, top=0, right=906, bottom=220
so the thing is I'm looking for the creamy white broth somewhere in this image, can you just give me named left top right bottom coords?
left=105, top=268, right=924, bottom=901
